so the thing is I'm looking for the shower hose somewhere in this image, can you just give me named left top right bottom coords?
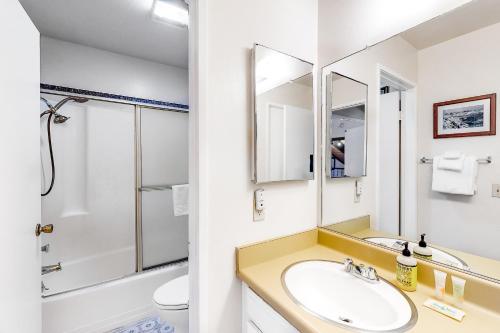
left=40, top=111, right=55, bottom=196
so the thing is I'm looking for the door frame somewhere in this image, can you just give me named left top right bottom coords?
left=187, top=0, right=205, bottom=332
left=375, top=64, right=418, bottom=240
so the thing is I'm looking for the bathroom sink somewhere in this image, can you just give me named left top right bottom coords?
left=363, top=237, right=469, bottom=270
left=282, top=260, right=417, bottom=332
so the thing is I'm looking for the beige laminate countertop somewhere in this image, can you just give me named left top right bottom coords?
left=236, top=228, right=500, bottom=333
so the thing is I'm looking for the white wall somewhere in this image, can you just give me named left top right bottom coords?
left=318, top=0, right=472, bottom=67
left=41, top=36, right=188, bottom=105
left=197, top=0, right=318, bottom=332
left=322, top=36, right=418, bottom=227
left=417, top=22, right=500, bottom=260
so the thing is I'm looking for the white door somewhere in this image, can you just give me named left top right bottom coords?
left=0, top=1, right=41, bottom=332
left=378, top=92, right=400, bottom=235
left=400, top=89, right=418, bottom=240
left=284, top=105, right=313, bottom=179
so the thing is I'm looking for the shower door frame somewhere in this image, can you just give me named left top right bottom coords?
left=40, top=90, right=188, bottom=293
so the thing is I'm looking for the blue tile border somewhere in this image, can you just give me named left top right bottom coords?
left=41, top=83, right=189, bottom=111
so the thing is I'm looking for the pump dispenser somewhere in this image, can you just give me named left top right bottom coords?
left=413, top=233, right=433, bottom=260
left=396, top=242, right=417, bottom=291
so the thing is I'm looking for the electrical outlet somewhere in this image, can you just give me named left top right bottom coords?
left=492, top=184, right=500, bottom=198
left=253, top=189, right=265, bottom=221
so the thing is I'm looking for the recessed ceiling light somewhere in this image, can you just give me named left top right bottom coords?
left=152, top=0, right=189, bottom=28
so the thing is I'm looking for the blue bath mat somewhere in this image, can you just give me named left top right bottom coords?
left=110, top=316, right=174, bottom=333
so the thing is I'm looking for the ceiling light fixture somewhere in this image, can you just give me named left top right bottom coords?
left=152, top=0, right=189, bottom=27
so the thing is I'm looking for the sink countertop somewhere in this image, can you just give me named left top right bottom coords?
left=236, top=228, right=500, bottom=333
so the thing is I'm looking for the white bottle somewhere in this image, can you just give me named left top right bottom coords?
left=413, top=233, right=432, bottom=260
left=396, top=242, right=417, bottom=292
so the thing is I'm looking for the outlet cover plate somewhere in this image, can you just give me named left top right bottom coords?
left=253, top=205, right=265, bottom=221
left=492, top=184, right=500, bottom=198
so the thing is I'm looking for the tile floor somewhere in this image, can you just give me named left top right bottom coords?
left=109, top=316, right=174, bottom=333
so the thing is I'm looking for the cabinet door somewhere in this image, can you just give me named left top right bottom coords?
left=242, top=283, right=299, bottom=333
left=247, top=320, right=264, bottom=333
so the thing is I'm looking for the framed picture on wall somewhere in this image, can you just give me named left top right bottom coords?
left=433, top=93, right=496, bottom=139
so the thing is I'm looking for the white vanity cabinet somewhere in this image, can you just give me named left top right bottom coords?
left=242, top=283, right=299, bottom=333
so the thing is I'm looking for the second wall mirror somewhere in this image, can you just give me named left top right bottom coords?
left=252, top=44, right=314, bottom=184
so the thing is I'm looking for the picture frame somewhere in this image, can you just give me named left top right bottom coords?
left=433, top=93, right=496, bottom=139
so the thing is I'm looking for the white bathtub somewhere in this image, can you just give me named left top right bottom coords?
left=42, top=261, right=188, bottom=333
left=42, top=246, right=136, bottom=297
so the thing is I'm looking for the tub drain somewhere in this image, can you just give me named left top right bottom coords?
left=339, top=316, right=353, bottom=324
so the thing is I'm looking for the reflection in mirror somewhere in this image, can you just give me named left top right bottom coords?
left=327, top=73, right=367, bottom=178
left=320, top=0, right=500, bottom=283
left=253, top=44, right=314, bottom=183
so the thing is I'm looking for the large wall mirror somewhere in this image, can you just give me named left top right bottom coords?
left=252, top=44, right=314, bottom=183
left=320, top=1, right=500, bottom=283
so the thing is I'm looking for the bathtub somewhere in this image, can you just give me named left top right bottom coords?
left=42, top=260, right=188, bottom=333
left=42, top=246, right=136, bottom=297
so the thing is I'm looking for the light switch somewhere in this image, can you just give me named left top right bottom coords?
left=492, top=184, right=500, bottom=198
left=354, top=180, right=362, bottom=203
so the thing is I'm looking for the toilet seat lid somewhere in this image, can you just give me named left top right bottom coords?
left=154, top=274, right=189, bottom=310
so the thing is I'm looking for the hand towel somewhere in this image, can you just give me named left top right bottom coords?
left=437, top=151, right=465, bottom=171
left=172, top=184, right=189, bottom=216
left=432, top=156, right=478, bottom=195
left=443, top=151, right=462, bottom=159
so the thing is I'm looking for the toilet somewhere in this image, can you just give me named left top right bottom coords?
left=153, top=274, right=189, bottom=333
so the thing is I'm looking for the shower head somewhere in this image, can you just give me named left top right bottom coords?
left=52, top=96, right=89, bottom=112
left=53, top=114, right=70, bottom=124
left=40, top=96, right=89, bottom=118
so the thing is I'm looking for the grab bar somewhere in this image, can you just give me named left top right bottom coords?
left=42, top=262, right=62, bottom=275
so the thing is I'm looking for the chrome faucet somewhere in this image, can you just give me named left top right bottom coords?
left=344, top=258, right=379, bottom=283
left=42, top=262, right=62, bottom=275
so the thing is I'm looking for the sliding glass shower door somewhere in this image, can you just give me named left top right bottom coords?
left=138, top=106, right=189, bottom=269
left=41, top=95, right=189, bottom=295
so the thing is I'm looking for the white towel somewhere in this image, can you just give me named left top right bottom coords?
left=172, top=184, right=189, bottom=216
left=443, top=151, right=462, bottom=159
left=437, top=151, right=465, bottom=171
left=432, top=156, right=478, bottom=195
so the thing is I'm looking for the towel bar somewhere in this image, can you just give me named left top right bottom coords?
left=420, top=156, right=492, bottom=164
left=139, top=184, right=178, bottom=192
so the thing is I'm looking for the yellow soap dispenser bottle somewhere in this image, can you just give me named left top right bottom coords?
left=396, top=242, right=417, bottom=291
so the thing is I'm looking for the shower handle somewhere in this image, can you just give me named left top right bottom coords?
left=35, top=224, right=54, bottom=237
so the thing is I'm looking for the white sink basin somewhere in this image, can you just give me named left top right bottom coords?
left=363, top=237, right=469, bottom=270
left=282, top=260, right=417, bottom=332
